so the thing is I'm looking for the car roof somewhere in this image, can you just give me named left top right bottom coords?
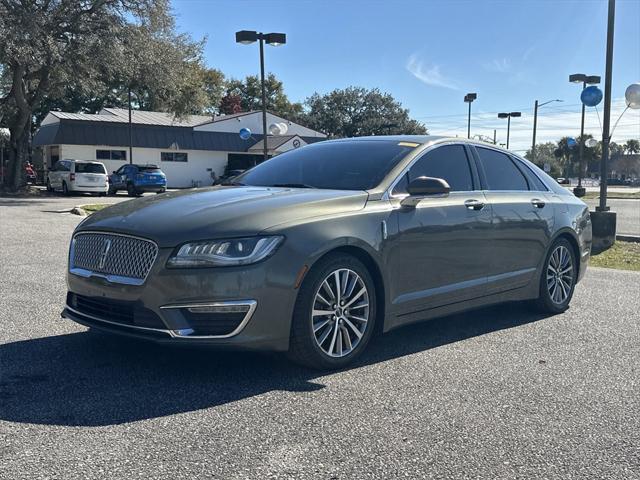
left=320, top=135, right=516, bottom=154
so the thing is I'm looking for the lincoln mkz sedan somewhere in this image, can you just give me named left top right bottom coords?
left=62, top=136, right=592, bottom=369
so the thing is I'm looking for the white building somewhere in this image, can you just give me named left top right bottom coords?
left=33, top=108, right=326, bottom=188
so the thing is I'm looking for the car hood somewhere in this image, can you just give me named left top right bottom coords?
left=76, top=186, right=369, bottom=247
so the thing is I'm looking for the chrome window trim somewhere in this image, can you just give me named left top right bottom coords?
left=69, top=230, right=159, bottom=286
left=384, top=141, right=477, bottom=200
left=64, top=304, right=172, bottom=335
left=160, top=300, right=258, bottom=339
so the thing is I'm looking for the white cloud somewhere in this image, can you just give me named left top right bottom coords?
left=406, top=54, right=460, bottom=90
left=483, top=58, right=511, bottom=73
left=426, top=98, right=640, bottom=153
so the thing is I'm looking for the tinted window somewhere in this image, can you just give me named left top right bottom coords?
left=514, top=158, right=549, bottom=191
left=75, top=163, right=106, bottom=174
left=239, top=141, right=416, bottom=191
left=96, top=150, right=110, bottom=160
left=477, top=148, right=529, bottom=191
left=138, top=166, right=162, bottom=173
left=392, top=145, right=473, bottom=195
left=161, top=152, right=188, bottom=162
left=111, top=150, right=127, bottom=161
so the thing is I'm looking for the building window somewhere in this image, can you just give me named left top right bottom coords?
left=161, top=152, right=188, bottom=162
left=97, top=149, right=127, bottom=161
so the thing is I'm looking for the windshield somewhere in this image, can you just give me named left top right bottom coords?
left=237, top=140, right=417, bottom=190
left=75, top=163, right=106, bottom=174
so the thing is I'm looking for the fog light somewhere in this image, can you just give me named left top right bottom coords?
left=187, top=305, right=251, bottom=314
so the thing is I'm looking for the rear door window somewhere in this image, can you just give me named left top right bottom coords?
left=476, top=147, right=529, bottom=191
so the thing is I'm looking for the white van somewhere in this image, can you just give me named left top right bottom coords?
left=46, top=159, right=109, bottom=195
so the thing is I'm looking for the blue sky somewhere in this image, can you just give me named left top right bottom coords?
left=172, top=0, right=639, bottom=152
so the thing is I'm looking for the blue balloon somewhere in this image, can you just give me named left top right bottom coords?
left=581, top=86, right=603, bottom=107
left=239, top=127, right=252, bottom=140
left=567, top=137, right=577, bottom=148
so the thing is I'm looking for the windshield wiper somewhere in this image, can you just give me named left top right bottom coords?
left=269, top=183, right=314, bottom=189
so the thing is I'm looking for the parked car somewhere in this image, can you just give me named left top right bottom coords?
left=556, top=177, right=570, bottom=185
left=213, top=169, right=245, bottom=185
left=62, top=136, right=592, bottom=369
left=108, top=164, right=167, bottom=196
left=46, top=159, right=108, bottom=195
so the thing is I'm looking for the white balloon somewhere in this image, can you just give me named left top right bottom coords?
left=268, top=123, right=281, bottom=135
left=625, top=83, right=640, bottom=109
left=586, top=138, right=598, bottom=148
left=278, top=122, right=289, bottom=134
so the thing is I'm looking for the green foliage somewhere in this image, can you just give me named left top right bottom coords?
left=525, top=142, right=562, bottom=176
left=221, top=74, right=304, bottom=120
left=624, top=139, right=639, bottom=154
left=303, top=87, right=427, bottom=138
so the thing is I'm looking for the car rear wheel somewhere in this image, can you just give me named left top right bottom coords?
left=127, top=183, right=138, bottom=197
left=288, top=253, right=377, bottom=370
left=534, top=238, right=577, bottom=314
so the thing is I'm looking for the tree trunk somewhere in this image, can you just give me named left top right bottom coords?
left=7, top=120, right=31, bottom=191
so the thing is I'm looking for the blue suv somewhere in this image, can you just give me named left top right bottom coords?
left=108, top=164, right=167, bottom=196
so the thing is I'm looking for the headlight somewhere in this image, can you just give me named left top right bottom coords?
left=166, top=236, right=283, bottom=268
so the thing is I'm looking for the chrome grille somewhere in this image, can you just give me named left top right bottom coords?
left=71, top=232, right=158, bottom=283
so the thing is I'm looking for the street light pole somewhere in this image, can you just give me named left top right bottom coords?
left=128, top=88, right=133, bottom=165
left=464, top=93, right=477, bottom=139
left=531, top=99, right=562, bottom=165
left=569, top=74, right=600, bottom=196
left=258, top=38, right=268, bottom=162
left=498, top=112, right=521, bottom=150
left=235, top=30, right=287, bottom=163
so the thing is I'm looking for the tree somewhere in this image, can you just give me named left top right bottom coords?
left=303, top=87, right=427, bottom=138
left=525, top=142, right=561, bottom=176
left=0, top=0, right=208, bottom=190
left=200, top=68, right=225, bottom=116
left=222, top=73, right=303, bottom=120
left=554, top=137, right=577, bottom=177
left=624, top=139, right=639, bottom=154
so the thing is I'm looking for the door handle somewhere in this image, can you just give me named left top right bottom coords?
left=531, top=198, right=546, bottom=208
left=464, top=199, right=485, bottom=211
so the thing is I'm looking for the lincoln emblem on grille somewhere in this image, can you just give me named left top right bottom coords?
left=98, top=239, right=112, bottom=269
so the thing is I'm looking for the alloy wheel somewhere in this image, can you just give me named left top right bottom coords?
left=546, top=245, right=574, bottom=305
left=311, top=268, right=370, bottom=358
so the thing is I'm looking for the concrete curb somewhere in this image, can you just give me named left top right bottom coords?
left=616, top=234, right=640, bottom=243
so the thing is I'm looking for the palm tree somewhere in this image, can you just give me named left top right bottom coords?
left=624, top=139, right=639, bottom=154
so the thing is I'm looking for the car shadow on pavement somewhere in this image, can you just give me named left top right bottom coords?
left=0, top=303, right=551, bottom=427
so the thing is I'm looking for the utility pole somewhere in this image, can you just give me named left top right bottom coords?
left=598, top=0, right=615, bottom=212
left=532, top=100, right=538, bottom=163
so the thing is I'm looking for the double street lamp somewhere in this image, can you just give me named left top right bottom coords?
left=464, top=93, right=477, bottom=139
left=569, top=73, right=601, bottom=196
left=531, top=99, right=562, bottom=165
left=497, top=111, right=521, bottom=149
left=235, top=30, right=287, bottom=161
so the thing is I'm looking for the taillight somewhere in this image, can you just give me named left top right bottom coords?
left=70, top=173, right=75, bottom=181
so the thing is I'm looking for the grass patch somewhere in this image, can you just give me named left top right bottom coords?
left=590, top=241, right=640, bottom=271
left=79, top=204, right=109, bottom=214
left=582, top=191, right=640, bottom=200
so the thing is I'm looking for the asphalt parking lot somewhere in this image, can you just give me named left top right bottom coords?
left=1, top=195, right=639, bottom=479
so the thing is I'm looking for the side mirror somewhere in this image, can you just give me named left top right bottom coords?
left=401, top=176, right=450, bottom=207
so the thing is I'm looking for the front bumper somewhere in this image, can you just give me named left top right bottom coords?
left=64, top=246, right=303, bottom=351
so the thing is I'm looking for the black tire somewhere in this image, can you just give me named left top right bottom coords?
left=534, top=238, right=577, bottom=314
left=108, top=185, right=117, bottom=196
left=62, top=181, right=69, bottom=196
left=46, top=179, right=53, bottom=192
left=127, top=183, right=137, bottom=197
left=288, top=253, right=377, bottom=370
left=156, top=188, right=166, bottom=194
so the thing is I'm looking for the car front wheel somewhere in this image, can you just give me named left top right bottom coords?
left=127, top=183, right=138, bottom=197
left=535, top=238, right=577, bottom=313
left=288, top=253, right=377, bottom=369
